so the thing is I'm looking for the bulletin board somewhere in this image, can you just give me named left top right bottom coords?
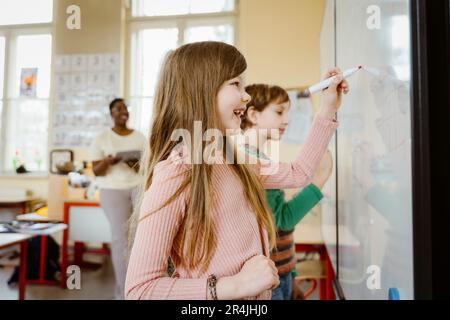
left=281, top=90, right=313, bottom=146
left=52, top=53, right=120, bottom=147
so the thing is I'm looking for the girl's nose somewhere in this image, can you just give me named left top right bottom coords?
left=242, top=91, right=251, bottom=104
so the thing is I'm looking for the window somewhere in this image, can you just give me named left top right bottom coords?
left=129, top=0, right=236, bottom=134
left=3, top=34, right=52, bottom=172
left=0, top=37, right=4, bottom=97
left=0, top=36, right=5, bottom=153
left=184, top=22, right=234, bottom=44
left=390, top=15, right=411, bottom=81
left=0, top=0, right=53, bottom=26
left=132, top=0, right=234, bottom=17
left=0, top=0, right=53, bottom=172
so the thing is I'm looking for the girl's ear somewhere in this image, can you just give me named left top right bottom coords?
left=246, top=106, right=259, bottom=127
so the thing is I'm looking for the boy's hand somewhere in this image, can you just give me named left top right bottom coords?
left=311, top=150, right=333, bottom=189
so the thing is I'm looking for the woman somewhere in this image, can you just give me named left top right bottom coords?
left=90, top=98, right=146, bottom=299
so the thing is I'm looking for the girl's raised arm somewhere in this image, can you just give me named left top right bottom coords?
left=256, top=114, right=338, bottom=190
left=256, top=67, right=347, bottom=189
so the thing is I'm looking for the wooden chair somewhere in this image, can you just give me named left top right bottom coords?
left=293, top=260, right=327, bottom=299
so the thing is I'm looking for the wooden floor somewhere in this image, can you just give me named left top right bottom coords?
left=0, top=251, right=116, bottom=300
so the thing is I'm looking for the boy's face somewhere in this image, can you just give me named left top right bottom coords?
left=249, top=101, right=291, bottom=141
left=217, top=72, right=251, bottom=133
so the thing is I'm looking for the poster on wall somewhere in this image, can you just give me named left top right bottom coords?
left=280, top=90, right=313, bottom=145
left=52, top=53, right=120, bottom=147
left=20, top=68, right=38, bottom=97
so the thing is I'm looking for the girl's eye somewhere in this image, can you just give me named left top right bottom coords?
left=277, top=111, right=283, bottom=115
left=231, top=81, right=240, bottom=87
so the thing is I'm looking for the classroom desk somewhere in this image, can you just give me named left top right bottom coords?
left=0, top=196, right=34, bottom=214
left=22, top=224, right=68, bottom=289
left=61, top=201, right=110, bottom=287
left=17, top=213, right=56, bottom=222
left=0, top=233, right=34, bottom=300
left=18, top=213, right=71, bottom=289
left=2, top=221, right=68, bottom=299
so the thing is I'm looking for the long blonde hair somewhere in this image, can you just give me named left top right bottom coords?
left=129, top=41, right=276, bottom=274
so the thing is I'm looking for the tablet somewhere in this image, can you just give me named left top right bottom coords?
left=116, top=150, right=141, bottom=162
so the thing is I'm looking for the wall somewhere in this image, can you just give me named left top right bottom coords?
left=238, top=0, right=325, bottom=89
left=52, top=0, right=125, bottom=162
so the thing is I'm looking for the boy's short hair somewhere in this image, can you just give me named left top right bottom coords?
left=241, top=84, right=290, bottom=130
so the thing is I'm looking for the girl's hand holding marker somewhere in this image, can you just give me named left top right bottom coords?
left=318, top=67, right=353, bottom=120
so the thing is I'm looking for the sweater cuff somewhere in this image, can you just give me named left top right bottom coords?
left=166, top=278, right=209, bottom=300
left=313, top=113, right=339, bottom=130
left=307, top=183, right=324, bottom=201
left=199, top=279, right=212, bottom=300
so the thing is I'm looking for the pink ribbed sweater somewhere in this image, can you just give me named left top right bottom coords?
left=125, top=115, right=338, bottom=300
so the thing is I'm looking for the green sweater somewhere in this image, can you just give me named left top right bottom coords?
left=266, top=184, right=323, bottom=232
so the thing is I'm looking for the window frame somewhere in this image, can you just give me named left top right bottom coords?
left=126, top=0, right=239, bottom=132
left=131, top=0, right=237, bottom=19
left=0, top=22, right=53, bottom=174
left=0, top=0, right=53, bottom=27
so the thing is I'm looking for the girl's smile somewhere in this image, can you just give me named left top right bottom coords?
left=233, top=107, right=246, bottom=125
left=217, top=73, right=251, bottom=132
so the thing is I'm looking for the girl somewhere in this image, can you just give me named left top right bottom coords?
left=90, top=98, right=146, bottom=299
left=125, top=41, right=348, bottom=300
left=240, top=84, right=333, bottom=300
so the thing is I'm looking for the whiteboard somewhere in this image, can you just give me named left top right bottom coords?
left=322, top=0, right=414, bottom=299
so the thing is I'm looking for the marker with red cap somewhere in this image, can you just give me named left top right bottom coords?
left=298, top=66, right=362, bottom=97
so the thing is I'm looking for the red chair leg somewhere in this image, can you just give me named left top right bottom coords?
left=61, top=228, right=68, bottom=288
left=73, top=242, right=85, bottom=266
